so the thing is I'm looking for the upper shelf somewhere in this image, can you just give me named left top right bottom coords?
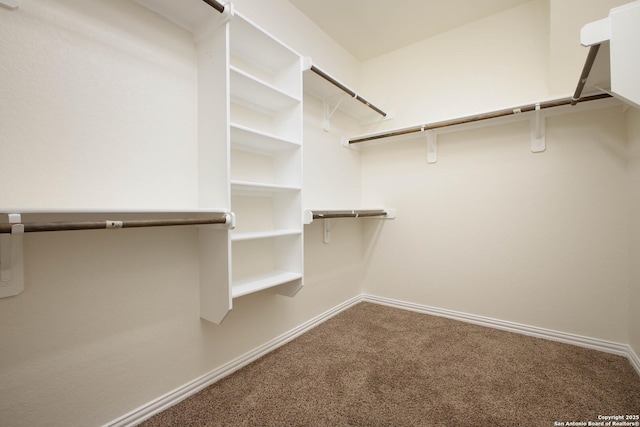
left=303, top=60, right=389, bottom=124
left=576, top=1, right=640, bottom=108
left=133, top=0, right=227, bottom=38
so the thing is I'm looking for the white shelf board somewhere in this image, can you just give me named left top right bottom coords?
left=232, top=270, right=303, bottom=298
left=133, top=0, right=219, bottom=36
left=579, top=1, right=640, bottom=109
left=230, top=67, right=300, bottom=113
left=231, top=180, right=301, bottom=196
left=230, top=123, right=300, bottom=154
left=303, top=66, right=386, bottom=124
left=230, top=13, right=299, bottom=75
left=232, top=229, right=301, bottom=241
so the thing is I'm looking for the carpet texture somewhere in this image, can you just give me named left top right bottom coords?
left=140, top=302, right=640, bottom=426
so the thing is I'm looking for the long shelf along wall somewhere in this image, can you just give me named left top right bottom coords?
left=196, top=5, right=304, bottom=323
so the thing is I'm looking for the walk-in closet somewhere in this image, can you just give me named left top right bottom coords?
left=1, top=0, right=638, bottom=425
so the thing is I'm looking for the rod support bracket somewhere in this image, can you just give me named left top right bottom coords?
left=531, top=103, right=546, bottom=153
left=323, top=219, right=333, bottom=244
left=423, top=127, right=438, bottom=164
left=0, top=213, right=25, bottom=298
left=322, top=95, right=345, bottom=132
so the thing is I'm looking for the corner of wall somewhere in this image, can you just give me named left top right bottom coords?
left=627, top=106, right=640, bottom=362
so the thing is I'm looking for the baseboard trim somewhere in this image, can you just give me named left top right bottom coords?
left=629, top=345, right=640, bottom=376
left=361, top=294, right=631, bottom=358
left=104, top=295, right=362, bottom=427
left=106, top=293, right=639, bottom=426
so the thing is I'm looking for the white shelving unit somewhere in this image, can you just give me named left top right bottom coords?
left=228, top=11, right=304, bottom=305
left=134, top=0, right=304, bottom=323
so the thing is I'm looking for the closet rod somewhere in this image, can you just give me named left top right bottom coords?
left=312, top=210, right=388, bottom=219
left=571, top=44, right=601, bottom=106
left=310, top=65, right=388, bottom=118
left=200, top=0, right=225, bottom=14
left=348, top=93, right=612, bottom=145
left=0, top=216, right=229, bottom=234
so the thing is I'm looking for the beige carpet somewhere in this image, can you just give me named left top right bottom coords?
left=141, top=302, right=640, bottom=426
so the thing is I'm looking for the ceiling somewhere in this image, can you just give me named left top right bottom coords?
left=287, top=0, right=532, bottom=61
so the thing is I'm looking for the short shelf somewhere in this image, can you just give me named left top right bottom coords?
left=303, top=209, right=395, bottom=224
left=230, top=123, right=300, bottom=154
left=231, top=229, right=301, bottom=241
left=231, top=66, right=300, bottom=113
left=232, top=270, right=303, bottom=298
left=231, top=180, right=301, bottom=196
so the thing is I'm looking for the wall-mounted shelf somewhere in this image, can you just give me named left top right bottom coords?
left=303, top=209, right=396, bottom=244
left=0, top=209, right=234, bottom=300
left=575, top=1, right=640, bottom=109
left=232, top=229, right=301, bottom=241
left=230, top=124, right=300, bottom=154
left=232, top=271, right=303, bottom=298
left=344, top=93, right=617, bottom=163
left=303, top=59, right=390, bottom=128
left=231, top=181, right=301, bottom=196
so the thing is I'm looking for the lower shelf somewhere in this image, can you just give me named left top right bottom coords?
left=232, top=270, right=303, bottom=298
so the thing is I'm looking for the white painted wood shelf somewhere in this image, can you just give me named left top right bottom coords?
left=227, top=12, right=304, bottom=311
left=230, top=123, right=300, bottom=154
left=578, top=1, right=640, bottom=108
left=231, top=229, right=301, bottom=241
left=232, top=271, right=303, bottom=298
left=303, top=59, right=389, bottom=125
left=134, top=1, right=304, bottom=324
left=230, top=67, right=300, bottom=112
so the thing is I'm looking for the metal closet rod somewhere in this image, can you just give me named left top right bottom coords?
left=571, top=44, right=601, bottom=106
left=310, top=65, right=388, bottom=118
left=348, top=93, right=612, bottom=145
left=197, top=0, right=387, bottom=119
left=200, top=0, right=225, bottom=14
left=312, top=210, right=388, bottom=219
left=0, top=217, right=229, bottom=234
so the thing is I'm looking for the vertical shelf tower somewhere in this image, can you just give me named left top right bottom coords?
left=136, top=1, right=304, bottom=323
left=227, top=12, right=304, bottom=303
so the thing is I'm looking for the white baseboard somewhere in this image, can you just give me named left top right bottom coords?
left=362, top=294, right=637, bottom=368
left=104, top=295, right=362, bottom=427
left=629, top=345, right=640, bottom=376
left=106, top=293, right=639, bottom=426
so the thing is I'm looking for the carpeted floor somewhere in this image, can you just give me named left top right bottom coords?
left=140, top=302, right=640, bottom=426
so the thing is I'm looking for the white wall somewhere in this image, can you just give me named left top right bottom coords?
left=0, top=0, right=199, bottom=209
left=360, top=106, right=630, bottom=342
left=0, top=0, right=366, bottom=426
left=358, top=1, right=633, bottom=343
left=359, top=0, right=550, bottom=132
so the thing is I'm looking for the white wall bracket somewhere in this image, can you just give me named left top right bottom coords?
left=531, top=103, right=546, bottom=153
left=0, top=0, right=19, bottom=10
left=323, top=219, right=333, bottom=244
left=425, top=128, right=437, bottom=164
left=322, top=95, right=346, bottom=132
left=0, top=214, right=25, bottom=298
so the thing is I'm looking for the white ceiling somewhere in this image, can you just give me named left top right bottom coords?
left=287, top=0, right=532, bottom=61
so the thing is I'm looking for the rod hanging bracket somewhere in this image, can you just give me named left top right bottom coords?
left=323, top=218, right=333, bottom=244
left=0, top=213, right=25, bottom=298
left=424, top=127, right=437, bottom=164
left=531, top=103, right=546, bottom=153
